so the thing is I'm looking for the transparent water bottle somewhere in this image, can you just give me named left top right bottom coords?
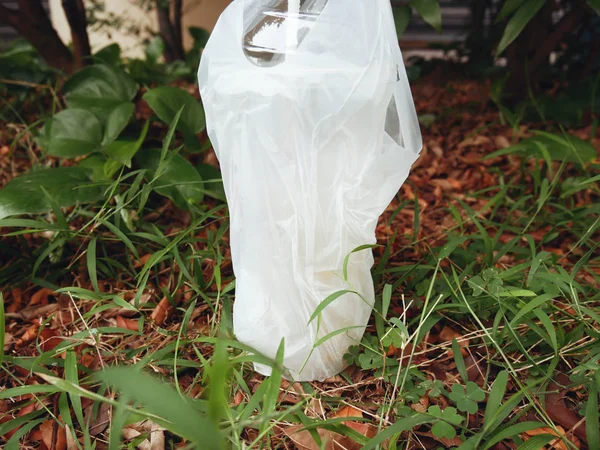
left=243, top=0, right=329, bottom=67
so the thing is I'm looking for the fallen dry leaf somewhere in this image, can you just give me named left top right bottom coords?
left=458, top=135, right=492, bottom=149
left=439, top=326, right=469, bottom=356
left=307, top=398, right=326, bottom=418
left=5, top=303, right=60, bottom=321
left=334, top=406, right=377, bottom=442
left=116, top=315, right=139, bottom=331
left=546, top=379, right=587, bottom=443
left=6, top=287, right=22, bottom=313
left=335, top=405, right=362, bottom=419
left=411, top=396, right=430, bottom=413
left=85, top=401, right=111, bottom=436
left=40, top=328, right=62, bottom=352
left=232, top=390, right=244, bottom=407
left=416, top=430, right=463, bottom=448
left=40, top=419, right=67, bottom=450
left=30, top=288, right=54, bottom=306
left=494, top=135, right=511, bottom=149
left=65, top=425, right=78, bottom=450
left=151, top=297, right=173, bottom=326
left=282, top=425, right=352, bottom=450
left=522, top=425, right=581, bottom=450
left=135, top=253, right=153, bottom=268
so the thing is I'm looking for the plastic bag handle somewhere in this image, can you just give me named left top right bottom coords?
left=381, top=0, right=423, bottom=155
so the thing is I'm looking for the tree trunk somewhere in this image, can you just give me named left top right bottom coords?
left=62, top=0, right=92, bottom=69
left=157, top=0, right=185, bottom=63
left=173, top=0, right=184, bottom=57
left=504, top=2, right=591, bottom=104
left=0, top=0, right=73, bottom=73
left=468, top=0, right=491, bottom=64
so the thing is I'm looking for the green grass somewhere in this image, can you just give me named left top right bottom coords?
left=1, top=74, right=599, bottom=449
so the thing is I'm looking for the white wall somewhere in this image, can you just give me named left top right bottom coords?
left=49, top=0, right=231, bottom=58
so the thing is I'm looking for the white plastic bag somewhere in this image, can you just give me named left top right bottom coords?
left=199, top=0, right=422, bottom=381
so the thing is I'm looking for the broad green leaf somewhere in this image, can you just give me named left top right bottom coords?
left=79, top=153, right=110, bottom=182
left=497, top=0, right=545, bottom=55
left=143, top=86, right=206, bottom=136
left=63, top=64, right=138, bottom=112
left=496, top=0, right=526, bottom=22
left=94, top=43, right=122, bottom=65
left=102, top=102, right=135, bottom=146
left=145, top=36, right=165, bottom=64
left=393, top=6, right=413, bottom=37
left=105, top=120, right=149, bottom=168
left=97, top=367, right=222, bottom=448
left=42, top=108, right=103, bottom=157
left=189, top=27, right=211, bottom=50
left=409, top=0, right=442, bottom=32
left=196, top=163, right=226, bottom=201
left=0, top=167, right=104, bottom=220
left=104, top=158, right=123, bottom=179
left=588, top=0, right=600, bottom=11
left=135, top=148, right=205, bottom=208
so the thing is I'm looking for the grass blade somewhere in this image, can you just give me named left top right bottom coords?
left=452, top=339, right=468, bottom=384
left=308, top=290, right=357, bottom=324
left=0, top=293, right=4, bottom=366
left=65, top=349, right=86, bottom=430
left=586, top=382, right=599, bottom=449
left=484, top=371, right=508, bottom=428
left=87, top=236, right=99, bottom=292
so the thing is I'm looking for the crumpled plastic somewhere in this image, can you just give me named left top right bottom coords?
left=199, top=0, right=422, bottom=381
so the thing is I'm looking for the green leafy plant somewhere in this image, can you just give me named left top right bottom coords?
left=428, top=405, right=464, bottom=439
left=449, top=382, right=486, bottom=414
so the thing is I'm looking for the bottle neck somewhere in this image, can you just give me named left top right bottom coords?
left=243, top=0, right=330, bottom=67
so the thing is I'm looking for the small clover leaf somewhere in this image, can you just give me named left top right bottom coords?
left=449, top=382, right=485, bottom=414
left=470, top=269, right=504, bottom=296
left=358, top=352, right=376, bottom=370
left=482, top=268, right=499, bottom=281
left=431, top=420, right=456, bottom=439
left=427, top=405, right=464, bottom=439
left=428, top=380, right=446, bottom=398
left=381, top=328, right=405, bottom=349
left=343, top=345, right=361, bottom=365
left=469, top=275, right=485, bottom=296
